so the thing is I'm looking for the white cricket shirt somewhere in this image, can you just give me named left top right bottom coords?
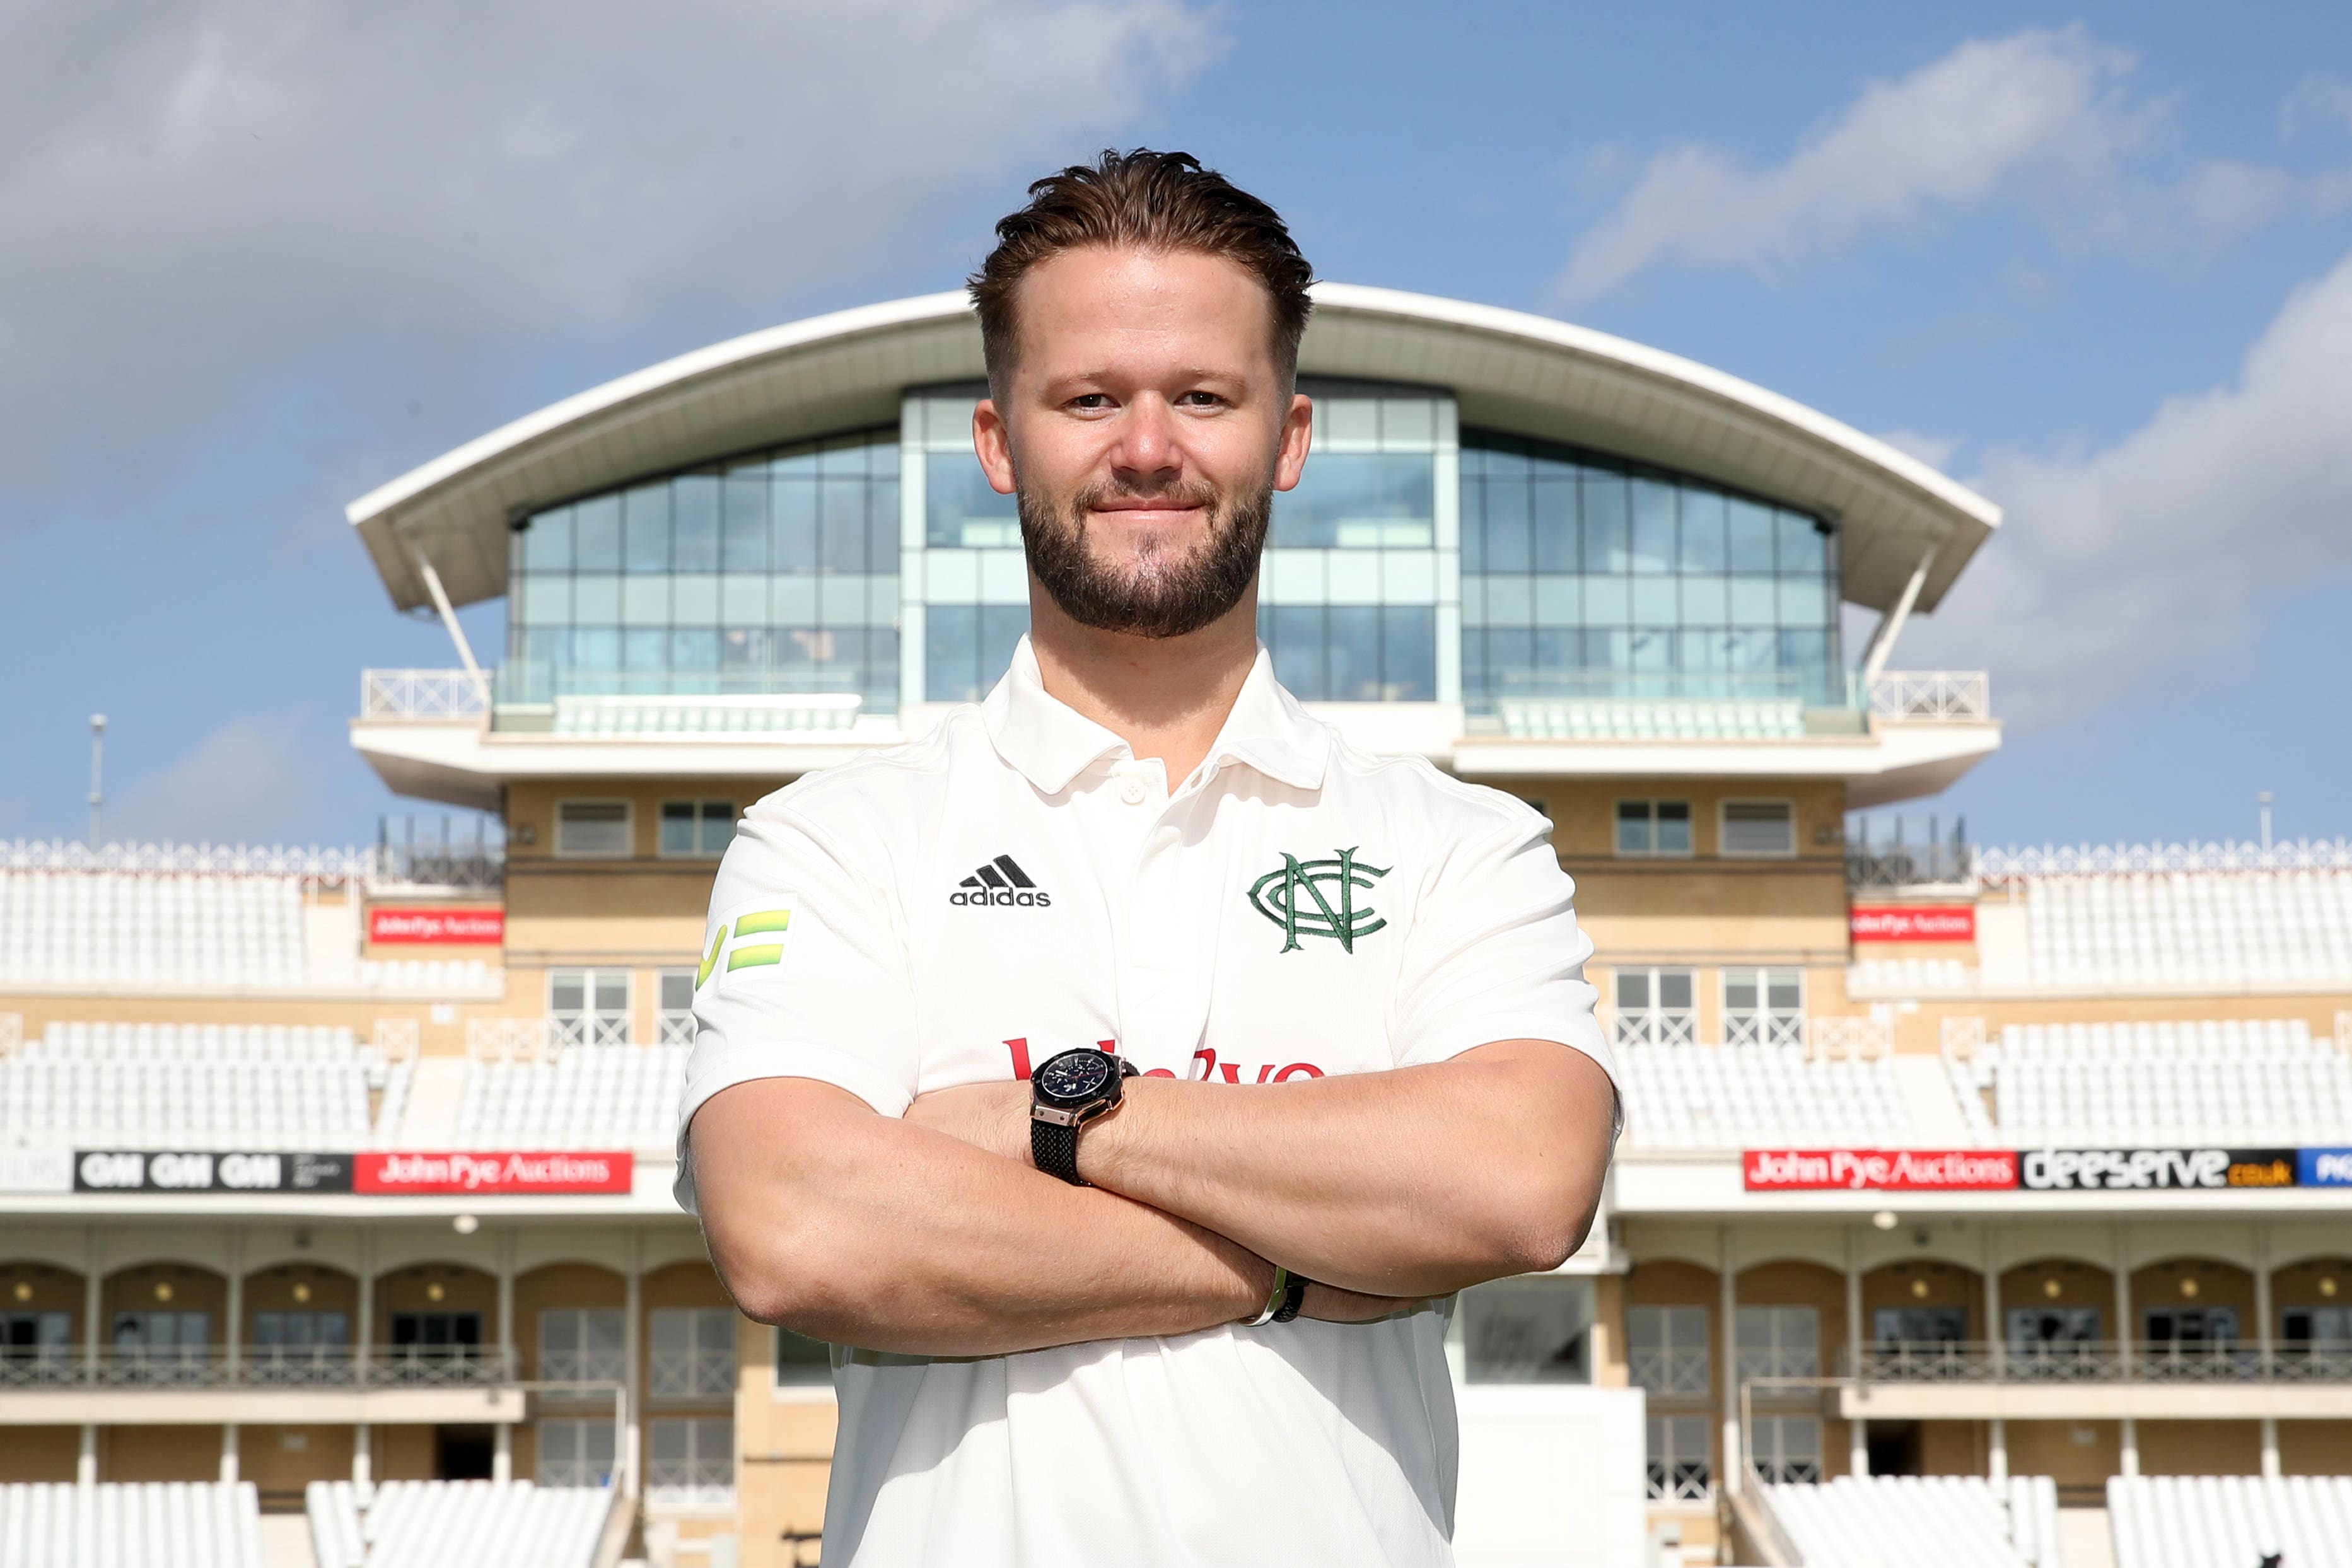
left=678, top=637, right=1613, bottom=1567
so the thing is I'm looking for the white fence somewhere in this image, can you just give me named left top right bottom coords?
left=1977, top=838, right=2352, bottom=878
left=361, top=668, right=489, bottom=721
left=1867, top=670, right=1991, bottom=721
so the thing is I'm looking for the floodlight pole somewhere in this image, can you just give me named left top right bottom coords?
left=2258, top=791, right=2274, bottom=852
left=86, top=715, right=106, bottom=848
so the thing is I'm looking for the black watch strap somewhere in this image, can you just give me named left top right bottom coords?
left=1032, top=1117, right=1085, bottom=1185
left=1272, top=1272, right=1310, bottom=1323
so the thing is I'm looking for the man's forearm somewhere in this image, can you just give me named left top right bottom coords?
left=693, top=1077, right=1265, bottom=1357
left=1079, top=1040, right=1615, bottom=1298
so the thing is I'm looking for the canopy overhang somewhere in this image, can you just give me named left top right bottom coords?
left=349, top=284, right=1998, bottom=617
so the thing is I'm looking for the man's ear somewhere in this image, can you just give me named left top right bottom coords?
left=1272, top=390, right=1313, bottom=494
left=973, top=399, right=1018, bottom=498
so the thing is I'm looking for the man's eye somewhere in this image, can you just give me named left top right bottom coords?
left=1069, top=394, right=1111, bottom=410
left=1177, top=392, right=1223, bottom=407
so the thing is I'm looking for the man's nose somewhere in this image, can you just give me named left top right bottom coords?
left=1106, top=395, right=1182, bottom=484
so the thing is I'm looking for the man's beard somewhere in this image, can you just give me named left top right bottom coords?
left=1018, top=474, right=1271, bottom=640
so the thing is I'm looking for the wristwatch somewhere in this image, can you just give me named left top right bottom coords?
left=1030, top=1047, right=1139, bottom=1185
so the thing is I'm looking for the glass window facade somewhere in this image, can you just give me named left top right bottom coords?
left=509, top=429, right=901, bottom=711
left=1460, top=432, right=1841, bottom=710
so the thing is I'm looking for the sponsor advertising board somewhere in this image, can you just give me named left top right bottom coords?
left=352, top=1150, right=632, bottom=1195
left=73, top=1150, right=354, bottom=1194
left=0, top=1149, right=74, bottom=1195
left=2018, top=1147, right=2298, bottom=1191
left=1848, top=905, right=1976, bottom=942
left=1744, top=1148, right=2019, bottom=1191
left=2296, top=1147, right=2352, bottom=1187
left=367, top=907, right=505, bottom=945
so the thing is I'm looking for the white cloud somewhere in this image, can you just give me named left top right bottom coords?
left=1874, top=429, right=1962, bottom=472
left=106, top=711, right=323, bottom=844
left=2282, top=74, right=2352, bottom=139
left=0, top=1, right=1220, bottom=509
left=1902, top=248, right=2352, bottom=729
left=1559, top=26, right=2311, bottom=299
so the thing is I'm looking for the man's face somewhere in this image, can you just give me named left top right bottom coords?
left=973, top=245, right=1312, bottom=639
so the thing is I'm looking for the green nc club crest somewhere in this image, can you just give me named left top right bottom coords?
left=1249, top=848, right=1390, bottom=953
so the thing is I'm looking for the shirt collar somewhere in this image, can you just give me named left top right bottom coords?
left=982, top=635, right=1330, bottom=796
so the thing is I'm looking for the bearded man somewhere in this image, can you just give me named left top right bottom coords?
left=680, top=148, right=1619, bottom=1567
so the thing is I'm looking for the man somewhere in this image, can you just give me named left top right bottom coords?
left=681, top=148, right=1618, bottom=1567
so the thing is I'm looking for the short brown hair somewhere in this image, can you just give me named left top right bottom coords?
left=968, top=148, right=1314, bottom=397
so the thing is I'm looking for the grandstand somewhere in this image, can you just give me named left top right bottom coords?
left=0, top=1481, right=262, bottom=1568
left=1618, top=1045, right=1921, bottom=1151
left=1761, top=1474, right=2061, bottom=1568
left=2107, top=1474, right=2352, bottom=1568
left=452, top=1045, right=689, bottom=1151
left=306, top=1479, right=611, bottom=1568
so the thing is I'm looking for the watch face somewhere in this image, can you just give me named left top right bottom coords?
left=1039, top=1050, right=1114, bottom=1103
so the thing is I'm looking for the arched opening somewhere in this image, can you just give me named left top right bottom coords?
left=241, top=1261, right=358, bottom=1383
left=1733, top=1260, right=1844, bottom=1482
left=515, top=1262, right=625, bottom=1488
left=102, top=1261, right=226, bottom=1382
left=2270, top=1253, right=2352, bottom=1370
left=1998, top=1257, right=2115, bottom=1370
left=2129, top=1257, right=2254, bottom=1368
left=1, top=1260, right=84, bottom=1376
left=371, top=1260, right=500, bottom=1484
left=1622, top=1257, right=1718, bottom=1506
left=643, top=1260, right=740, bottom=1511
left=1859, top=1258, right=1983, bottom=1478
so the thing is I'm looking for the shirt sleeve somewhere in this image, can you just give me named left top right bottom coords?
left=673, top=795, right=922, bottom=1214
left=1391, top=803, right=1617, bottom=1101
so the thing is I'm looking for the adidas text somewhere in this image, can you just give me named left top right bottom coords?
left=950, top=886, right=1051, bottom=907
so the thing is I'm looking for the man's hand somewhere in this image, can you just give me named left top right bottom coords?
left=903, top=1079, right=1032, bottom=1166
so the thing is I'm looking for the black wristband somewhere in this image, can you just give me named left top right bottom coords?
left=1272, top=1272, right=1310, bottom=1323
left=1031, top=1116, right=1085, bottom=1185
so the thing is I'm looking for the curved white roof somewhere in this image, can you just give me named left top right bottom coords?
left=349, top=284, right=1997, bottom=615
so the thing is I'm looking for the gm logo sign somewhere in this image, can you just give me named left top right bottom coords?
left=2299, top=1148, right=2352, bottom=1187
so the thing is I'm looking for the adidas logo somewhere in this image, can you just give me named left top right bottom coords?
left=951, top=854, right=1052, bottom=908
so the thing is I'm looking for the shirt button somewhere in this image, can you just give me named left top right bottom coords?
left=1121, top=780, right=1148, bottom=806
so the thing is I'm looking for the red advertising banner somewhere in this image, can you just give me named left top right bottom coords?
left=368, top=908, right=505, bottom=945
left=1849, top=905, right=1975, bottom=943
left=352, top=1151, right=632, bottom=1195
left=1744, top=1147, right=2019, bottom=1192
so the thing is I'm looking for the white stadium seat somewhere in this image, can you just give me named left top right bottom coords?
left=1765, top=1474, right=2059, bottom=1568
left=306, top=1478, right=608, bottom=1568
left=1617, top=1044, right=1917, bottom=1151
left=0, top=1021, right=402, bottom=1150
left=2025, top=871, right=2352, bottom=989
left=0, top=1481, right=263, bottom=1568
left=1971, top=1018, right=2352, bottom=1146
left=2109, top=1473, right=2352, bottom=1568
left=455, top=1046, right=691, bottom=1150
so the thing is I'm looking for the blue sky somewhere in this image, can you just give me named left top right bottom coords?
left=3, top=1, right=2348, bottom=851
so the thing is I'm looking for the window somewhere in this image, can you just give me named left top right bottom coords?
left=775, top=1328, right=832, bottom=1389
left=509, top=429, right=900, bottom=712
left=2006, top=1307, right=2100, bottom=1356
left=1735, top=1306, right=1819, bottom=1381
left=1751, top=1415, right=1822, bottom=1484
left=388, top=1311, right=482, bottom=1355
left=1460, top=432, right=1843, bottom=714
left=1270, top=451, right=1436, bottom=549
left=1258, top=605, right=1436, bottom=702
left=550, top=969, right=632, bottom=1048
left=1628, top=1306, right=1710, bottom=1400
left=925, top=452, right=1018, bottom=547
left=1612, top=968, right=1695, bottom=1047
left=539, top=1308, right=625, bottom=1386
left=1724, top=968, right=1803, bottom=1048
left=925, top=604, right=1030, bottom=706
left=0, top=1311, right=71, bottom=1369
left=660, top=799, right=736, bottom=858
left=2143, top=1306, right=2239, bottom=1351
left=2281, top=1306, right=2352, bottom=1373
left=650, top=1308, right=737, bottom=1402
left=112, top=1310, right=209, bottom=1351
left=1646, top=1414, right=1713, bottom=1502
left=1873, top=1307, right=1965, bottom=1349
left=648, top=1417, right=735, bottom=1509
left=1457, top=1278, right=1593, bottom=1384
left=657, top=968, right=698, bottom=1047
left=1616, top=799, right=1692, bottom=857
left=249, top=1311, right=349, bottom=1380
left=1720, top=799, right=1795, bottom=858
left=539, top=1419, right=617, bottom=1487
left=556, top=800, right=632, bottom=858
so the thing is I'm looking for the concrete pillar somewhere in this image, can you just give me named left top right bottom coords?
left=224, top=1228, right=244, bottom=1375
left=83, top=1226, right=102, bottom=1374
left=494, top=1420, right=513, bottom=1484
left=2254, top=1226, right=2275, bottom=1371
left=1988, top=1417, right=2008, bottom=1484
left=495, top=1226, right=518, bottom=1483
left=2113, top=1226, right=2134, bottom=1377
left=2261, top=1418, right=2281, bottom=1480
left=1845, top=1227, right=1868, bottom=1478
left=2121, top=1417, right=2140, bottom=1478
left=78, top=1424, right=96, bottom=1485
left=625, top=1229, right=644, bottom=1495
left=1718, top=1226, right=1740, bottom=1492
left=353, top=1423, right=371, bottom=1487
left=220, top=1424, right=239, bottom=1484
left=356, top=1229, right=375, bottom=1377
left=1982, top=1224, right=2004, bottom=1378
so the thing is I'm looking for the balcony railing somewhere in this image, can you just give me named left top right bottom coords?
left=361, top=668, right=490, bottom=722
left=1866, top=670, right=1990, bottom=721
left=649, top=1348, right=737, bottom=1403
left=1629, top=1347, right=1712, bottom=1400
left=0, top=1345, right=517, bottom=1391
left=1851, top=1342, right=2352, bottom=1385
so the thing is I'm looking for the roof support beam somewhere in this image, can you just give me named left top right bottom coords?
left=410, top=546, right=486, bottom=688
left=1858, top=547, right=1938, bottom=687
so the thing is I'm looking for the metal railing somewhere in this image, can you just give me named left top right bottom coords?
left=1976, top=838, right=2352, bottom=878
left=0, top=1345, right=517, bottom=1391
left=1866, top=670, right=1991, bottom=721
left=361, top=668, right=490, bottom=722
left=1725, top=1013, right=1805, bottom=1050
left=1629, top=1347, right=1712, bottom=1400
left=1612, top=1012, right=1698, bottom=1049
left=1850, top=1341, right=2352, bottom=1384
left=649, top=1348, right=737, bottom=1403
left=1, top=836, right=499, bottom=893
